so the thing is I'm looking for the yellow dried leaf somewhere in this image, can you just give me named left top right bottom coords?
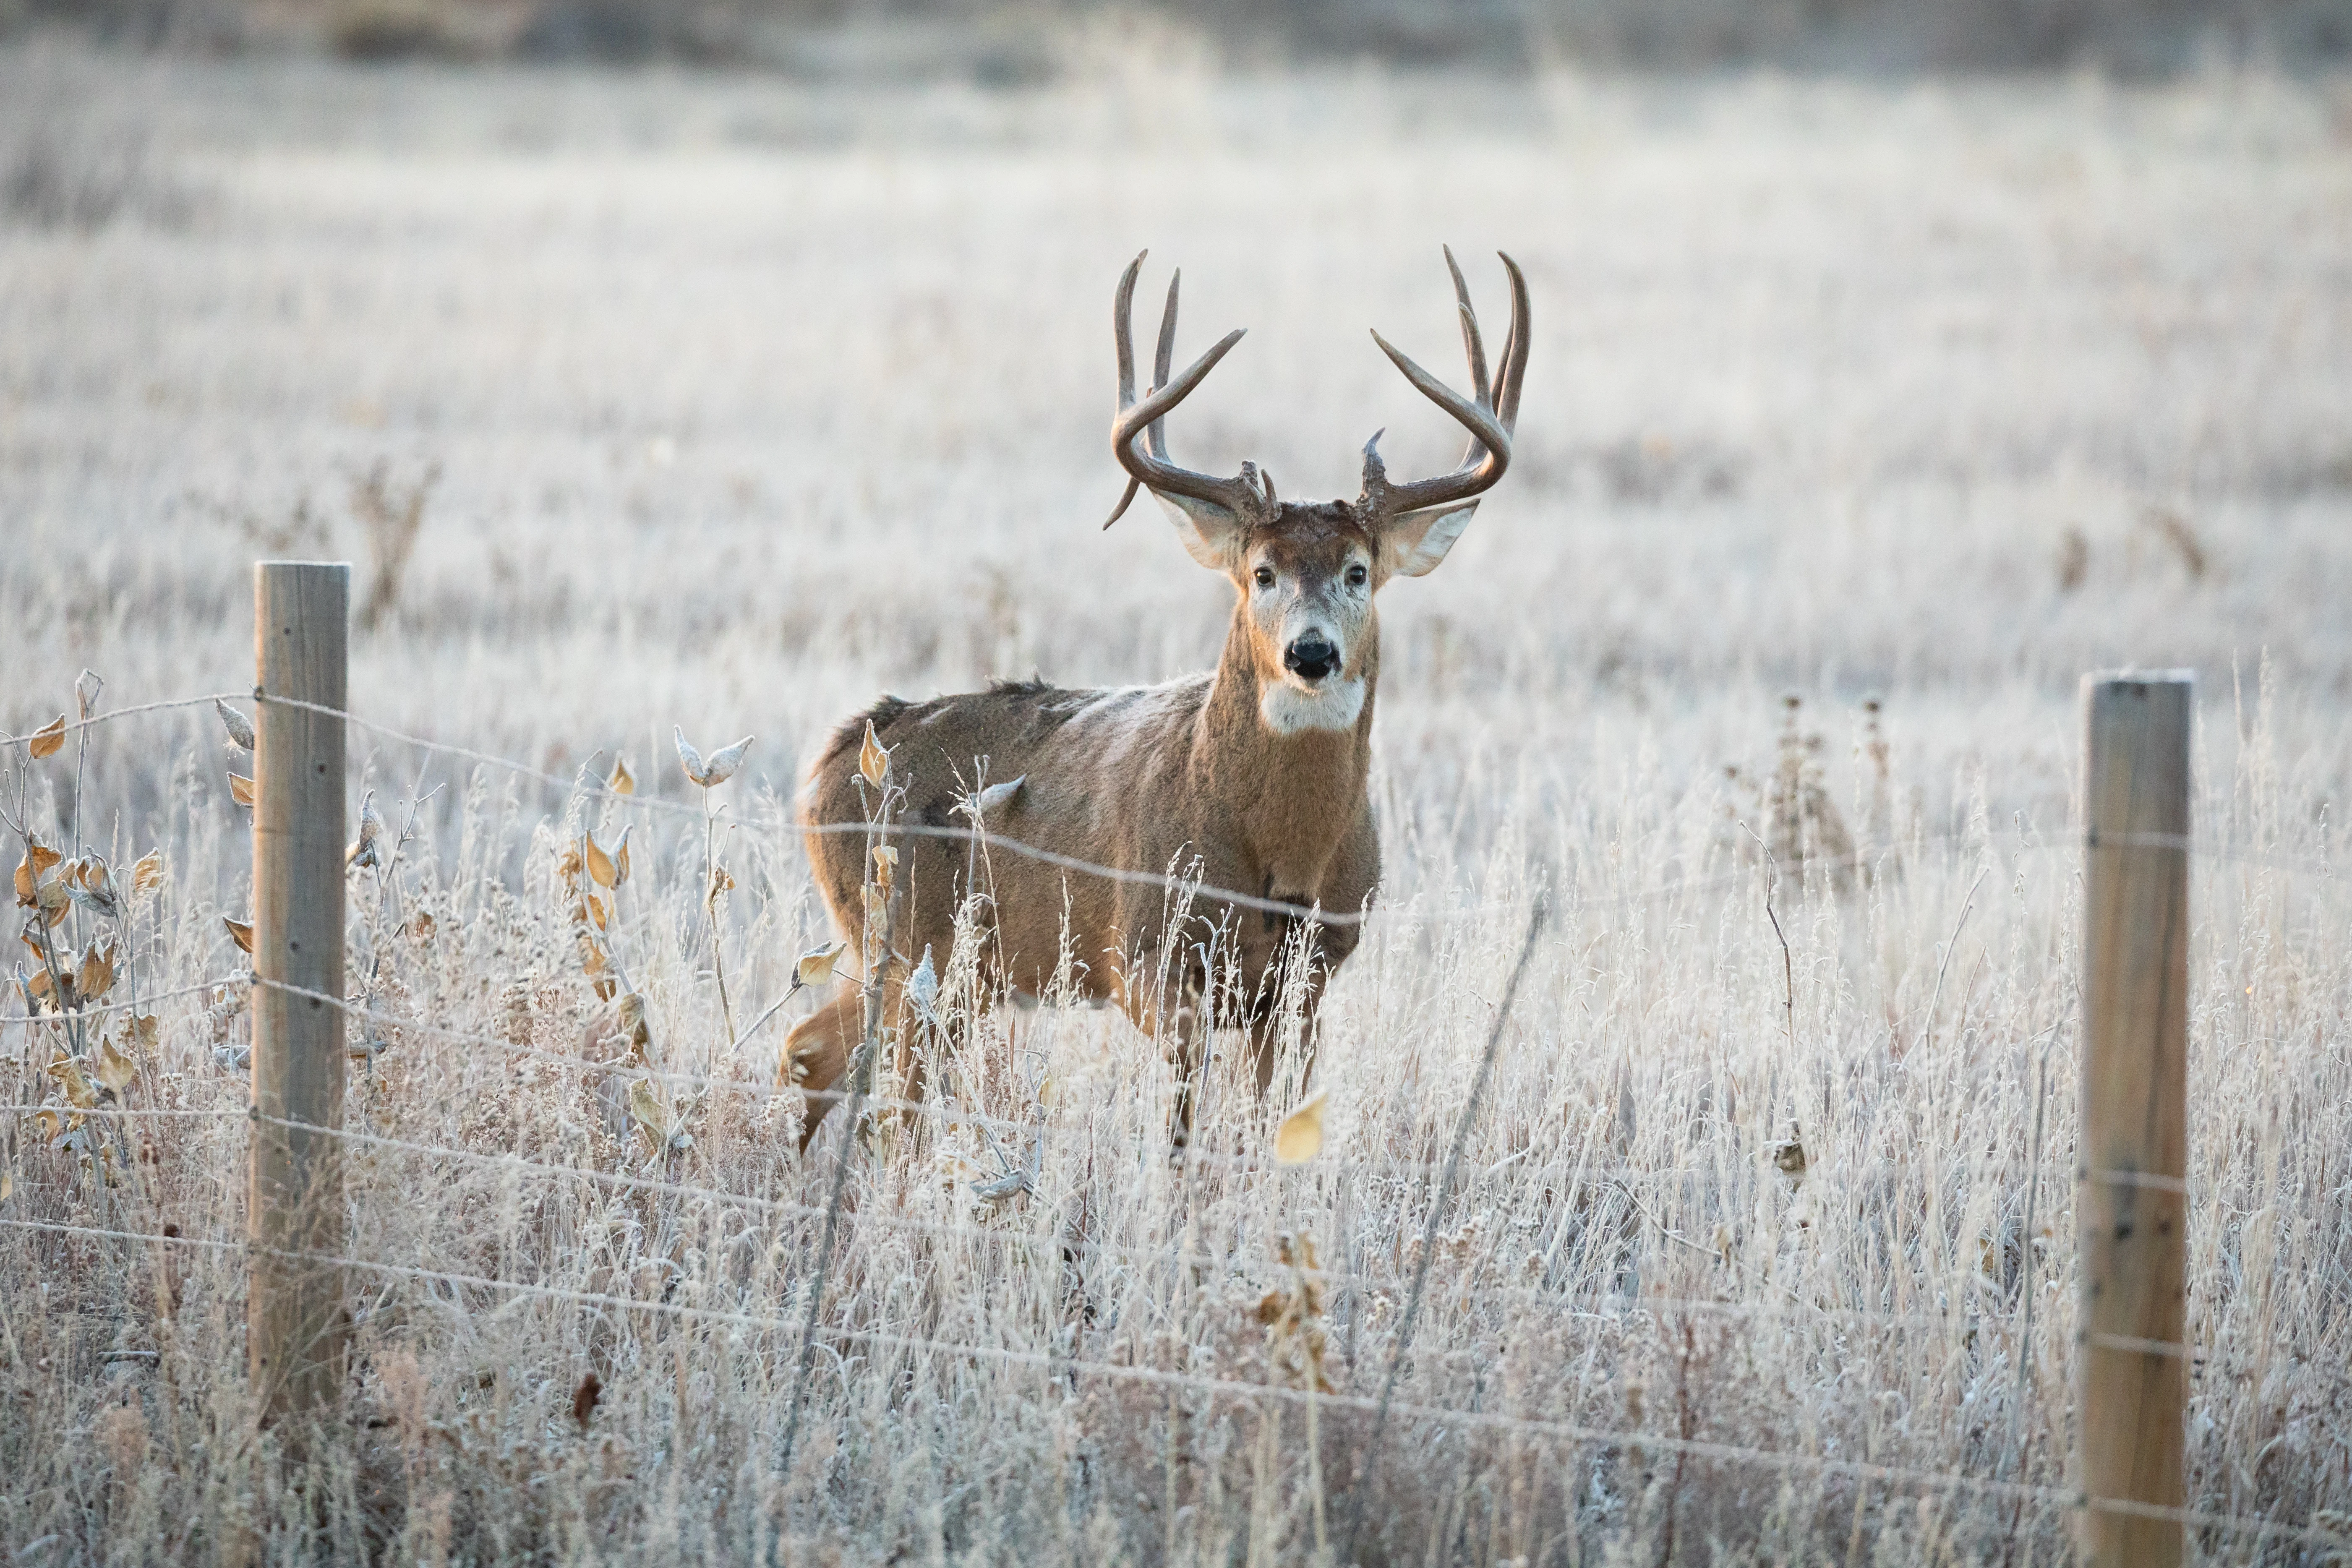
left=556, top=842, right=582, bottom=885
left=27, top=715, right=66, bottom=760
left=858, top=722, right=888, bottom=788
left=861, top=883, right=888, bottom=931
left=37, top=879, right=69, bottom=925
left=584, top=831, right=617, bottom=890
left=608, top=757, right=635, bottom=796
left=76, top=941, right=117, bottom=1003
left=223, top=917, right=255, bottom=954
left=794, top=939, right=848, bottom=991
left=128, top=1014, right=159, bottom=1050
left=33, top=1109, right=59, bottom=1143
left=132, top=850, right=164, bottom=894
left=228, top=773, right=256, bottom=807
left=584, top=891, right=608, bottom=930
left=26, top=968, right=55, bottom=1009
left=1274, top=1089, right=1326, bottom=1166
left=871, top=845, right=897, bottom=891
left=96, top=1036, right=138, bottom=1093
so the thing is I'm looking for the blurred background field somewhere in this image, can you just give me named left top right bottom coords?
left=2, top=19, right=2350, bottom=1568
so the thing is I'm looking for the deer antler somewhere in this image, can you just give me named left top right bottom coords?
left=1105, top=252, right=1272, bottom=530
left=1358, top=248, right=1530, bottom=523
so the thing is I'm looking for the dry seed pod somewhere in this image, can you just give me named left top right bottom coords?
left=214, top=698, right=255, bottom=751
left=708, top=865, right=734, bottom=897
left=583, top=830, right=618, bottom=890
left=36, top=880, right=68, bottom=927
left=584, top=891, right=609, bottom=931
left=15, top=840, right=59, bottom=905
left=223, top=917, right=255, bottom=954
left=613, top=826, right=631, bottom=887
left=791, top=939, right=847, bottom=993
left=73, top=670, right=104, bottom=723
left=699, top=736, right=753, bottom=787
left=130, top=850, right=163, bottom=895
left=347, top=791, right=383, bottom=869
left=128, top=1014, right=159, bottom=1050
left=76, top=942, right=116, bottom=1003
left=228, top=774, right=256, bottom=808
left=95, top=1036, right=138, bottom=1093
left=26, top=715, right=66, bottom=760
left=49, top=1052, right=99, bottom=1110
left=627, top=1078, right=671, bottom=1149
left=673, top=727, right=707, bottom=786
left=608, top=757, right=635, bottom=797
left=1274, top=1088, right=1326, bottom=1165
left=858, top=722, right=888, bottom=788
left=25, top=968, right=56, bottom=1010
left=861, top=883, right=887, bottom=931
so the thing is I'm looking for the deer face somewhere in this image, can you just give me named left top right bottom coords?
left=1102, top=250, right=1530, bottom=735
left=1235, top=504, right=1378, bottom=733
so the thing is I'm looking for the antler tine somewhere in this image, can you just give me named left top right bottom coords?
left=1492, top=251, right=1531, bottom=430
left=1362, top=249, right=1527, bottom=521
left=1149, top=270, right=1180, bottom=461
left=1442, top=244, right=1490, bottom=412
left=1105, top=256, right=1263, bottom=528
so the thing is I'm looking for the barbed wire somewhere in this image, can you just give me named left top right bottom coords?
left=244, top=1111, right=2106, bottom=1342
left=0, top=1104, right=243, bottom=1119
left=0, top=1215, right=2335, bottom=1552
left=0, top=694, right=244, bottom=752
left=2, top=976, right=247, bottom=1029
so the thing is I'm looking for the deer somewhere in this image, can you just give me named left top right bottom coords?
left=779, top=248, right=1530, bottom=1152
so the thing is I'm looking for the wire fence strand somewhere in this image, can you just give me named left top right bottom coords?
left=2, top=1216, right=2339, bottom=1554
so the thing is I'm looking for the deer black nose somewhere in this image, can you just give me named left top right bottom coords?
left=1284, top=634, right=1339, bottom=682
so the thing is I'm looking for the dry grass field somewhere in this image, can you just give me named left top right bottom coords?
left=3, top=38, right=2351, bottom=1565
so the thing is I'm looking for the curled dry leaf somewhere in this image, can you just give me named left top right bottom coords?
left=616, top=991, right=652, bottom=1060
left=71, top=857, right=120, bottom=919
left=858, top=722, right=888, bottom=788
left=861, top=883, right=888, bottom=932
left=128, top=1014, right=159, bottom=1051
left=607, top=757, right=635, bottom=797
left=25, top=967, right=56, bottom=1010
left=27, top=715, right=66, bottom=760
left=707, top=864, right=734, bottom=898
left=228, top=774, right=256, bottom=808
left=95, top=1036, right=138, bottom=1093
left=584, top=891, right=609, bottom=931
left=223, top=917, right=255, bottom=954
left=36, top=879, right=68, bottom=927
left=214, top=698, right=256, bottom=751
left=131, top=850, right=164, bottom=895
left=1274, top=1089, right=1327, bottom=1166
left=74, top=670, right=103, bottom=723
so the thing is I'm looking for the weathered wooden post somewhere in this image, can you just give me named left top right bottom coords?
left=2078, top=672, right=2191, bottom=1567
left=249, top=561, right=350, bottom=1421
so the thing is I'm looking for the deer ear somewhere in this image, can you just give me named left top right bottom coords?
left=1151, top=490, right=1247, bottom=573
left=1381, top=502, right=1477, bottom=578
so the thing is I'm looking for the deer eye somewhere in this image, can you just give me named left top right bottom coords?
left=1346, top=564, right=1369, bottom=588
left=1253, top=566, right=1276, bottom=589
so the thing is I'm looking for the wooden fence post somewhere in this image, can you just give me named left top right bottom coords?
left=2078, top=672, right=2192, bottom=1567
left=249, top=561, right=350, bottom=1422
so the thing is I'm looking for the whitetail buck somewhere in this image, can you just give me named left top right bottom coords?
left=782, top=248, right=1529, bottom=1149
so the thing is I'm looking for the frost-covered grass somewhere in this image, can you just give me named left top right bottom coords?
left=2, top=42, right=2349, bottom=1565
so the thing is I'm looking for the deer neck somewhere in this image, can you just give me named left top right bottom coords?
left=1193, top=607, right=1377, bottom=897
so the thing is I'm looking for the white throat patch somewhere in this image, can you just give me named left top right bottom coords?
left=1259, top=677, right=1366, bottom=736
